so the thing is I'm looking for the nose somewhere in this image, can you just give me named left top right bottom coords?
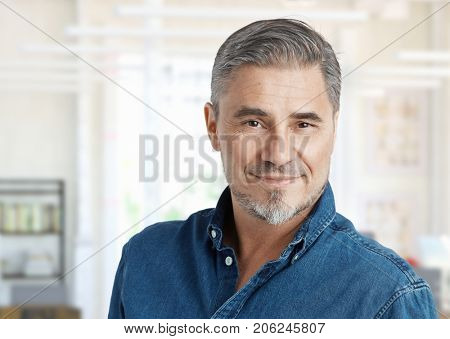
left=260, top=130, right=294, bottom=168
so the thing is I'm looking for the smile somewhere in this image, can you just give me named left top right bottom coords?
left=249, top=173, right=301, bottom=187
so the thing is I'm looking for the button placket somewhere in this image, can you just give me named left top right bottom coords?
left=290, top=238, right=305, bottom=264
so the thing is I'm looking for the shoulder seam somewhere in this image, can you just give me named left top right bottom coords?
left=374, top=283, right=431, bottom=319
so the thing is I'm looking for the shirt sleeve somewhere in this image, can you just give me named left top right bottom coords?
left=377, top=285, right=439, bottom=319
left=108, top=242, right=129, bottom=319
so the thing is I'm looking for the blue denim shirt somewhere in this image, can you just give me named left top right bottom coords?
left=108, top=181, right=438, bottom=318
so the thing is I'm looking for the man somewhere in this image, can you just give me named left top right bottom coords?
left=108, top=19, right=438, bottom=319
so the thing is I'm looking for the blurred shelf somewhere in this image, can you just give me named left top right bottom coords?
left=0, top=179, right=65, bottom=283
left=0, top=305, right=80, bottom=319
left=0, top=231, right=61, bottom=236
left=0, top=190, right=60, bottom=195
left=2, top=273, right=61, bottom=280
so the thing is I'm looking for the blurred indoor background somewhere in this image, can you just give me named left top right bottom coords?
left=0, top=0, right=449, bottom=319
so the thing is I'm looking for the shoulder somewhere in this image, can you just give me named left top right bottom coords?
left=325, top=213, right=437, bottom=318
left=124, top=207, right=215, bottom=256
left=327, top=212, right=425, bottom=285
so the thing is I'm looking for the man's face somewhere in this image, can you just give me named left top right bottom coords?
left=205, top=64, right=339, bottom=225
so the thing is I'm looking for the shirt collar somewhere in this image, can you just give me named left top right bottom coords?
left=206, top=180, right=336, bottom=257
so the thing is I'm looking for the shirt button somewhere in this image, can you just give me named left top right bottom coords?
left=225, top=256, right=233, bottom=266
left=211, top=230, right=217, bottom=238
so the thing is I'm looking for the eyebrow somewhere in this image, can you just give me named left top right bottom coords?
left=232, top=106, right=323, bottom=123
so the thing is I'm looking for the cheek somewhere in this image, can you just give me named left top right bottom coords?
left=300, top=134, right=334, bottom=174
left=229, top=135, right=261, bottom=165
left=221, top=135, right=261, bottom=181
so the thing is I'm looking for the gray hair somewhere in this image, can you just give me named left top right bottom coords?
left=211, top=19, right=341, bottom=115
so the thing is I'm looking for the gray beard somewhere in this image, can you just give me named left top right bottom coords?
left=229, top=181, right=326, bottom=226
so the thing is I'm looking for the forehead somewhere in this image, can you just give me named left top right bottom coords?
left=219, top=64, right=332, bottom=118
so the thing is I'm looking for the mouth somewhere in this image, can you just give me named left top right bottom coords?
left=248, top=173, right=301, bottom=187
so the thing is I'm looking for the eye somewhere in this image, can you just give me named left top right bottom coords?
left=245, top=120, right=262, bottom=128
left=298, top=122, right=312, bottom=128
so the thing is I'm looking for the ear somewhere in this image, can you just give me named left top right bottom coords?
left=204, top=102, right=220, bottom=151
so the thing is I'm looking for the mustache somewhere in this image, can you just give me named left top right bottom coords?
left=247, top=162, right=306, bottom=177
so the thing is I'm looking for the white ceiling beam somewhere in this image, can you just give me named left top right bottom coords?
left=364, top=66, right=450, bottom=77
left=0, top=72, right=80, bottom=82
left=397, top=50, right=450, bottom=62
left=19, top=44, right=144, bottom=55
left=362, top=78, right=442, bottom=88
left=0, top=84, right=79, bottom=93
left=0, top=61, right=145, bottom=71
left=115, top=5, right=369, bottom=21
left=65, top=26, right=238, bottom=38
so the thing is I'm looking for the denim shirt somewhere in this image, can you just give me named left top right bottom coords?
left=108, top=181, right=438, bottom=319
